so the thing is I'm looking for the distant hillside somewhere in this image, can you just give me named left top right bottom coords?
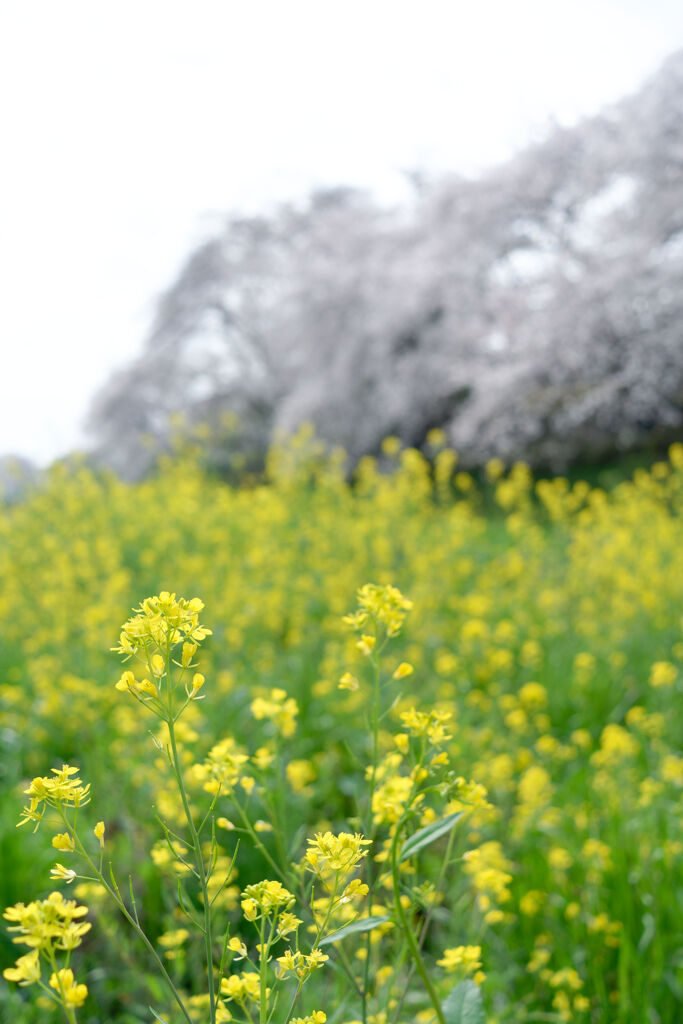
left=89, top=51, right=683, bottom=479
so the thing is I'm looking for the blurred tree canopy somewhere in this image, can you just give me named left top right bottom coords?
left=89, top=51, right=683, bottom=479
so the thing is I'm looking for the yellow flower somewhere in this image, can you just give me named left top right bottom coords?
left=49, top=968, right=88, bottom=1007
left=340, top=879, right=369, bottom=903
left=649, top=661, right=677, bottom=688
left=394, top=733, right=409, bottom=754
left=277, top=911, right=303, bottom=937
left=181, top=641, right=198, bottom=667
left=3, top=949, right=41, bottom=986
left=189, top=672, right=205, bottom=696
left=18, top=766, right=91, bottom=829
left=4, top=892, right=90, bottom=952
left=549, top=847, right=572, bottom=871
left=50, top=864, right=77, bottom=884
left=220, top=971, right=262, bottom=1003
left=372, top=774, right=414, bottom=825
left=150, top=654, right=165, bottom=677
left=381, top=436, right=401, bottom=456
left=94, top=821, right=105, bottom=848
left=437, top=945, right=483, bottom=975
left=305, top=832, right=371, bottom=879
left=392, top=662, right=414, bottom=679
left=199, top=737, right=249, bottom=794
left=240, top=880, right=295, bottom=920
left=357, top=635, right=376, bottom=656
left=51, top=833, right=75, bottom=852
left=344, top=583, right=413, bottom=637
left=115, top=670, right=136, bottom=692
left=276, top=948, right=328, bottom=980
left=113, top=592, right=211, bottom=658
left=251, top=689, right=299, bottom=737
left=520, top=890, right=546, bottom=916
left=286, top=759, right=317, bottom=793
left=241, top=898, right=258, bottom=921
left=228, top=936, right=247, bottom=957
left=158, top=928, right=189, bottom=948
left=518, top=681, right=547, bottom=708
left=276, top=948, right=303, bottom=976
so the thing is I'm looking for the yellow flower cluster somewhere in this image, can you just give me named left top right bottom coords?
left=195, top=736, right=250, bottom=795
left=240, top=879, right=296, bottom=921
left=250, top=687, right=299, bottom=737
left=372, top=772, right=416, bottom=825
left=4, top=891, right=90, bottom=952
left=399, top=706, right=453, bottom=745
left=2, top=434, right=683, bottom=1020
left=113, top=591, right=211, bottom=658
left=49, top=967, right=89, bottom=1008
left=343, top=583, right=413, bottom=637
left=649, top=661, right=677, bottom=688
left=446, top=777, right=492, bottom=815
left=275, top=947, right=329, bottom=980
left=462, top=842, right=513, bottom=920
left=437, top=943, right=484, bottom=982
left=304, top=831, right=372, bottom=881
left=220, top=970, right=261, bottom=1004
left=3, top=892, right=90, bottom=1007
left=18, top=764, right=90, bottom=829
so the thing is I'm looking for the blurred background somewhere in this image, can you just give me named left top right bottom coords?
left=3, top=0, right=683, bottom=486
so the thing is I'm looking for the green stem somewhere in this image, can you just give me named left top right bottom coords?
left=233, top=798, right=288, bottom=882
left=391, top=822, right=459, bottom=1024
left=333, top=942, right=363, bottom=998
left=259, top=917, right=268, bottom=1024
left=167, top=712, right=217, bottom=1023
left=44, top=944, right=78, bottom=1024
left=65, top=818, right=193, bottom=1024
left=390, top=816, right=446, bottom=1024
left=282, top=979, right=304, bottom=1024
left=362, top=643, right=382, bottom=1023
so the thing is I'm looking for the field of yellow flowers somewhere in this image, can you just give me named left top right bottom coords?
left=1, top=431, right=681, bottom=1024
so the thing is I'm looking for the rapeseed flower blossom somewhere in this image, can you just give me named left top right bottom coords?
left=250, top=687, right=299, bottom=736
left=240, top=879, right=296, bottom=920
left=437, top=944, right=484, bottom=982
left=304, top=832, right=371, bottom=882
left=3, top=892, right=91, bottom=962
left=343, top=583, right=413, bottom=637
left=220, top=970, right=262, bottom=1004
left=18, top=765, right=90, bottom=830
left=49, top=967, right=88, bottom=1007
left=275, top=948, right=329, bottom=980
left=114, top=592, right=211, bottom=658
left=3, top=435, right=683, bottom=1021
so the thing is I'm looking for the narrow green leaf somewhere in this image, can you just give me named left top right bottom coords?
left=399, top=811, right=464, bottom=862
left=319, top=914, right=390, bottom=946
left=442, top=980, right=485, bottom=1024
left=149, top=1008, right=170, bottom=1024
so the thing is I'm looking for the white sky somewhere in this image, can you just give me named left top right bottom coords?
left=2, top=0, right=683, bottom=465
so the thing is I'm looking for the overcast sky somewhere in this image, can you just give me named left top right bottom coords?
left=2, top=0, right=683, bottom=465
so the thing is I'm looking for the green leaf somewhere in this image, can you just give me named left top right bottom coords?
left=442, top=980, right=485, bottom=1024
left=319, top=914, right=391, bottom=946
left=399, top=811, right=464, bottom=862
left=149, top=1008, right=169, bottom=1024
